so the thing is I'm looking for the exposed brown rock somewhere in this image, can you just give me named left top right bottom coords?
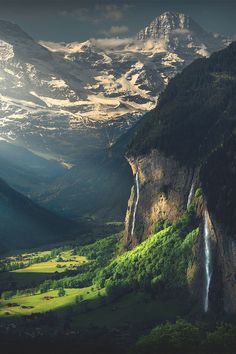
left=125, top=150, right=194, bottom=247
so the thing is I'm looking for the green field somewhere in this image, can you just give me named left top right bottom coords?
left=0, top=286, right=104, bottom=317
left=0, top=232, right=217, bottom=354
left=0, top=248, right=89, bottom=291
left=13, top=256, right=87, bottom=274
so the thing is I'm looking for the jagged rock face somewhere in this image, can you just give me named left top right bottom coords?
left=137, top=12, right=204, bottom=40
left=136, top=12, right=226, bottom=54
left=125, top=150, right=194, bottom=247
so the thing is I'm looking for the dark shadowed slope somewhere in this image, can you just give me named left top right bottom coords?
left=128, top=41, right=236, bottom=164
left=0, top=178, right=78, bottom=253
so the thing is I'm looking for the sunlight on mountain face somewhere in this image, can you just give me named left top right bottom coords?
left=0, top=5, right=236, bottom=354
left=0, top=11, right=228, bottom=226
left=0, top=12, right=228, bottom=158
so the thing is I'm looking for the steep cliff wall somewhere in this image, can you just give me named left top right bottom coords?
left=125, top=152, right=236, bottom=313
left=208, top=211, right=236, bottom=313
left=124, top=42, right=236, bottom=313
left=125, top=150, right=194, bottom=248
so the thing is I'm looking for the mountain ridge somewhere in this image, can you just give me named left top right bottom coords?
left=137, top=11, right=206, bottom=39
left=0, top=12, right=230, bottom=223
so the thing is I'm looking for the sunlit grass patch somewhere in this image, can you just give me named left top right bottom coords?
left=0, top=286, right=104, bottom=317
left=13, top=256, right=87, bottom=274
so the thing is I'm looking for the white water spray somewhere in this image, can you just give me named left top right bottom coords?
left=204, top=210, right=212, bottom=312
left=131, top=173, right=140, bottom=236
left=187, top=182, right=194, bottom=209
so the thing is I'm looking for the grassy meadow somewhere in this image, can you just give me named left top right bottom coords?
left=13, top=256, right=87, bottom=274
left=0, top=286, right=105, bottom=317
left=0, top=228, right=235, bottom=354
left=0, top=249, right=88, bottom=290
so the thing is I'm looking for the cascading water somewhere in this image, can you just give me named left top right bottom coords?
left=204, top=209, right=212, bottom=312
left=187, top=182, right=194, bottom=209
left=131, top=172, right=140, bottom=236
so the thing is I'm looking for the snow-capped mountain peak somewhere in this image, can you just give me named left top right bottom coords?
left=136, top=11, right=227, bottom=55
left=0, top=13, right=230, bottom=159
left=137, top=12, right=205, bottom=40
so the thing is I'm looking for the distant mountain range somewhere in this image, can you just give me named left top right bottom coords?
left=0, top=12, right=231, bottom=225
left=0, top=12, right=229, bottom=159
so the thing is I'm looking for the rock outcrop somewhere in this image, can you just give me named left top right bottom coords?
left=125, top=150, right=194, bottom=247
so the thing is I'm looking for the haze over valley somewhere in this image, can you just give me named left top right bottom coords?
left=0, top=2, right=236, bottom=354
left=0, top=11, right=229, bottom=224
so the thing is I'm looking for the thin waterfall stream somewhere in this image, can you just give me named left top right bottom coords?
left=204, top=209, right=212, bottom=312
left=187, top=182, right=194, bottom=209
left=131, top=173, right=140, bottom=236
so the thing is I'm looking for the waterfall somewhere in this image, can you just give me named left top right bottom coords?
left=203, top=210, right=212, bottom=312
left=131, top=173, right=140, bottom=236
left=187, top=182, right=194, bottom=209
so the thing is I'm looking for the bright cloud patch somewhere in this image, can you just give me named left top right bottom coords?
left=110, top=25, right=129, bottom=34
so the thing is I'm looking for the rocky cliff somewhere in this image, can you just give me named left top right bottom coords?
left=124, top=42, right=236, bottom=313
left=125, top=151, right=194, bottom=247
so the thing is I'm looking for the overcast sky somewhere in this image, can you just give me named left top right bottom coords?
left=0, top=0, right=235, bottom=41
